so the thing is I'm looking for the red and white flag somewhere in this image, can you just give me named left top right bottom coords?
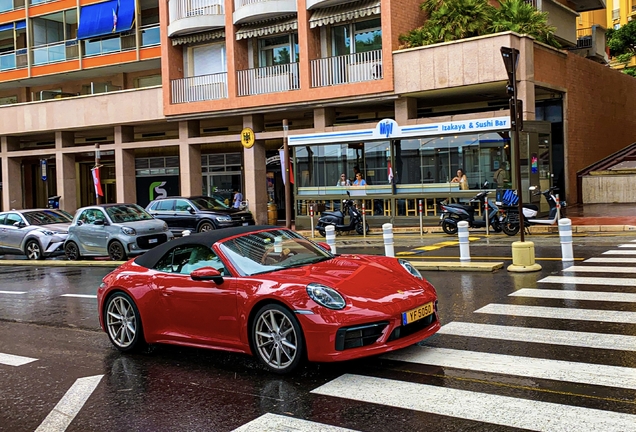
left=387, top=161, right=393, bottom=184
left=91, top=167, right=104, bottom=197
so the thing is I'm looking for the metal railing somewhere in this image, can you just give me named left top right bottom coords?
left=576, top=27, right=593, bottom=49
left=84, top=34, right=136, bottom=57
left=32, top=40, right=78, bottom=66
left=522, top=0, right=538, bottom=8
left=170, top=0, right=224, bottom=21
left=235, top=0, right=275, bottom=7
left=141, top=25, right=160, bottom=47
left=237, top=63, right=300, bottom=96
left=171, top=72, right=228, bottom=103
left=310, top=50, right=383, bottom=88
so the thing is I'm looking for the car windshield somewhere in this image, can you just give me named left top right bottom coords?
left=218, top=229, right=332, bottom=276
left=190, top=196, right=231, bottom=211
left=105, top=204, right=154, bottom=223
left=23, top=210, right=72, bottom=225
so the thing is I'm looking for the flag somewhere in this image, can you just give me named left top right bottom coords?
left=112, top=8, right=117, bottom=32
left=387, top=161, right=393, bottom=184
left=279, top=149, right=294, bottom=185
left=92, top=167, right=104, bottom=197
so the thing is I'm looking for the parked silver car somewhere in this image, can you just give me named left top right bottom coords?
left=0, top=209, right=72, bottom=260
left=64, top=204, right=174, bottom=261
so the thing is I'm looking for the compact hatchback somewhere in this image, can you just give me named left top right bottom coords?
left=146, top=196, right=254, bottom=236
left=0, top=209, right=71, bottom=260
left=64, top=203, right=173, bottom=261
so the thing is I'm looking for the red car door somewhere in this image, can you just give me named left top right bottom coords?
left=153, top=273, right=240, bottom=347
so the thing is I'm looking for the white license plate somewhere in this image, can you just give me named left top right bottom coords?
left=242, top=222, right=249, bottom=226
left=148, top=238, right=158, bottom=244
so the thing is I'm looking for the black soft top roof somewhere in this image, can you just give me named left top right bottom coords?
left=134, top=225, right=279, bottom=269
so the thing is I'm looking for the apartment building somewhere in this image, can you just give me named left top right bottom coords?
left=2, top=0, right=636, bottom=229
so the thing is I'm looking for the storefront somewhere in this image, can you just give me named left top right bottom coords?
left=290, top=116, right=553, bottom=229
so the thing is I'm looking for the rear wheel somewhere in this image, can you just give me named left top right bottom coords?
left=64, top=241, right=81, bottom=261
left=104, top=292, right=146, bottom=352
left=490, top=220, right=503, bottom=233
left=317, top=227, right=326, bottom=237
left=355, top=222, right=370, bottom=235
left=251, top=304, right=304, bottom=374
left=108, top=240, right=126, bottom=261
left=25, top=240, right=43, bottom=260
left=502, top=222, right=520, bottom=236
left=442, top=219, right=458, bottom=235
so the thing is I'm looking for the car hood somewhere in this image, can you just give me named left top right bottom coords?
left=256, top=255, right=433, bottom=303
left=38, top=222, right=71, bottom=233
left=120, top=219, right=167, bottom=235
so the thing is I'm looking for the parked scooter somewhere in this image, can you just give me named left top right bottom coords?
left=439, top=188, right=503, bottom=235
left=500, top=186, right=565, bottom=236
left=316, top=192, right=370, bottom=236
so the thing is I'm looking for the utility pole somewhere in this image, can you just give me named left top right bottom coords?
left=95, top=143, right=101, bottom=205
left=283, top=119, right=291, bottom=228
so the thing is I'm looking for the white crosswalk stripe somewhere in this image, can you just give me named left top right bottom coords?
left=0, top=290, right=26, bottom=295
left=586, top=257, right=636, bottom=263
left=563, top=265, right=636, bottom=273
left=475, top=304, right=636, bottom=323
left=539, top=275, right=636, bottom=286
left=510, top=288, right=636, bottom=302
left=232, top=414, right=359, bottom=432
left=437, top=321, right=636, bottom=351
left=602, top=250, right=636, bottom=255
left=0, top=352, right=38, bottom=366
left=618, top=244, right=636, bottom=247
left=312, top=374, right=636, bottom=432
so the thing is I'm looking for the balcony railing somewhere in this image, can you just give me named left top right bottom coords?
left=171, top=0, right=224, bottom=21
left=237, top=63, right=300, bottom=96
left=0, top=51, right=25, bottom=71
left=310, top=50, right=383, bottom=88
left=32, top=40, right=78, bottom=66
left=576, top=27, right=593, bottom=48
left=141, top=25, right=161, bottom=47
left=235, top=0, right=271, bottom=6
left=171, top=72, right=228, bottom=103
left=84, top=34, right=136, bottom=57
left=613, top=8, right=620, bottom=20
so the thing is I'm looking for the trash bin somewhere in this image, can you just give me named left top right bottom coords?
left=48, top=196, right=61, bottom=209
left=267, top=202, right=277, bottom=225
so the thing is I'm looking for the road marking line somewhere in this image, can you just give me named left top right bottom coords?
left=603, top=250, right=636, bottom=255
left=619, top=244, right=636, bottom=248
left=35, top=375, right=103, bottom=432
left=0, top=290, right=26, bottom=295
left=0, top=352, right=38, bottom=366
left=511, top=288, right=636, bottom=302
left=539, top=275, right=636, bottom=287
left=475, top=304, right=636, bottom=324
left=586, top=257, right=636, bottom=263
left=312, top=374, right=636, bottom=432
left=60, top=294, right=97, bottom=299
left=383, top=346, right=636, bottom=390
left=438, top=321, right=636, bottom=351
left=563, top=266, right=636, bottom=274
left=232, top=413, right=359, bottom=432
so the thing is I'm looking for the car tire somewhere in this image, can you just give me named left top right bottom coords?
left=104, top=292, right=146, bottom=352
left=64, top=241, right=81, bottom=261
left=108, top=240, right=127, bottom=261
left=25, top=239, right=43, bottom=260
left=198, top=221, right=214, bottom=233
left=251, top=303, right=304, bottom=374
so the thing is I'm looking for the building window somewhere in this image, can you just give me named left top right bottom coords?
left=0, top=95, right=17, bottom=105
left=135, top=156, right=180, bottom=176
left=187, top=42, right=226, bottom=76
left=134, top=75, right=162, bottom=88
left=332, top=18, right=381, bottom=56
left=258, top=34, right=298, bottom=67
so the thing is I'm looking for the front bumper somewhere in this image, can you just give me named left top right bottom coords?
left=42, top=234, right=68, bottom=257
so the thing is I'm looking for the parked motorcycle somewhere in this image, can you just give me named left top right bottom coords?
left=439, top=189, right=503, bottom=235
left=316, top=193, right=370, bottom=236
left=500, top=186, right=565, bottom=236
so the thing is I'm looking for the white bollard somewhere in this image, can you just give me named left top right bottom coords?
left=558, top=218, right=573, bottom=261
left=182, top=230, right=192, bottom=236
left=383, top=223, right=394, bottom=257
left=458, top=221, right=470, bottom=261
left=419, top=199, right=423, bottom=238
left=325, top=225, right=337, bottom=254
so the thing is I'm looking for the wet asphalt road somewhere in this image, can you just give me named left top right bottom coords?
left=1, top=232, right=635, bottom=431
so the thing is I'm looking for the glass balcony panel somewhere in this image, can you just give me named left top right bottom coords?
left=141, top=26, right=160, bottom=46
left=0, top=0, right=13, bottom=12
left=0, top=52, right=16, bottom=70
left=101, top=38, right=121, bottom=54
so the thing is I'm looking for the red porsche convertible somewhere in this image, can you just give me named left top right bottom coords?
left=97, top=226, right=440, bottom=373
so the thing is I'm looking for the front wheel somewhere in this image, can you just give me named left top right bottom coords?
left=251, top=304, right=304, bottom=374
left=490, top=220, right=503, bottom=233
left=108, top=240, right=127, bottom=261
left=355, top=222, right=370, bottom=235
left=25, top=239, right=43, bottom=260
left=442, top=219, right=458, bottom=235
left=104, top=292, right=146, bottom=352
left=65, top=241, right=81, bottom=261
left=198, top=221, right=214, bottom=233
left=502, top=222, right=520, bottom=236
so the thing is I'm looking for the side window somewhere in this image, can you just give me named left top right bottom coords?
left=156, top=200, right=174, bottom=211
left=92, top=209, right=107, bottom=223
left=0, top=214, right=5, bottom=225
left=148, top=202, right=158, bottom=211
left=5, top=213, right=23, bottom=226
left=180, top=245, right=227, bottom=275
left=175, top=199, right=192, bottom=212
left=154, top=249, right=175, bottom=273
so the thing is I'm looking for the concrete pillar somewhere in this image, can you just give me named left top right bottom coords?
left=314, top=107, right=335, bottom=130
left=114, top=126, right=136, bottom=204
left=54, top=132, right=76, bottom=211
left=243, top=115, right=267, bottom=224
left=518, top=38, right=536, bottom=121
left=179, top=121, right=202, bottom=197
left=395, top=97, right=417, bottom=124
left=1, top=137, right=22, bottom=210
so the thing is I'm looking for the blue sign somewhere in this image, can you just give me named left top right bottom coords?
left=40, top=159, right=47, bottom=181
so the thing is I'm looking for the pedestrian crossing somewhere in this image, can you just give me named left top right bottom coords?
left=231, top=240, right=636, bottom=432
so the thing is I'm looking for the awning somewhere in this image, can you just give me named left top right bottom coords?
left=15, top=20, right=26, bottom=30
left=77, top=0, right=136, bottom=40
left=0, top=23, right=13, bottom=32
left=172, top=30, right=225, bottom=46
left=236, top=16, right=297, bottom=40
left=309, top=0, right=380, bottom=29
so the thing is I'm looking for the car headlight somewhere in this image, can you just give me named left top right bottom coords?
left=306, top=283, right=346, bottom=310
left=121, top=226, right=136, bottom=235
left=398, top=259, right=423, bottom=280
left=215, top=215, right=232, bottom=222
left=40, top=230, right=55, bottom=236
left=162, top=222, right=169, bottom=232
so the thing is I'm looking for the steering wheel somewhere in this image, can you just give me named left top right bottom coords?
left=261, top=247, right=297, bottom=265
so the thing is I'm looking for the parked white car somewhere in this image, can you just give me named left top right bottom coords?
left=0, top=209, right=72, bottom=260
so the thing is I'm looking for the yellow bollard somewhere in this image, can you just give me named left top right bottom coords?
left=507, top=241, right=542, bottom=273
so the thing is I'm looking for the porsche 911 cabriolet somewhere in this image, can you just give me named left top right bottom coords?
left=97, top=225, right=440, bottom=373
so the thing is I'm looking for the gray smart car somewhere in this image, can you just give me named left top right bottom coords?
left=0, top=209, right=72, bottom=260
left=64, top=203, right=173, bottom=261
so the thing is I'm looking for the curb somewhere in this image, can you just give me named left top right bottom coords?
left=0, top=260, right=125, bottom=267
left=411, top=261, right=504, bottom=272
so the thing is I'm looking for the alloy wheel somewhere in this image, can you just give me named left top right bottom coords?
left=65, top=242, right=79, bottom=261
left=254, top=308, right=299, bottom=372
left=106, top=295, right=137, bottom=349
left=199, top=222, right=213, bottom=232
left=25, top=240, right=42, bottom=260
left=108, top=241, right=125, bottom=261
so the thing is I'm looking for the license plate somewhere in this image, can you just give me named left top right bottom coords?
left=242, top=222, right=249, bottom=226
left=148, top=238, right=158, bottom=244
left=402, top=302, right=434, bottom=325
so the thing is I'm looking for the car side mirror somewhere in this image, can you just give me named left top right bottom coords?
left=188, top=208, right=196, bottom=214
left=93, top=219, right=105, bottom=226
left=191, top=267, right=224, bottom=284
left=316, top=242, right=331, bottom=252
left=13, top=221, right=26, bottom=228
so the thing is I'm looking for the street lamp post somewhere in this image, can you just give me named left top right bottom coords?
left=283, top=119, right=292, bottom=229
left=500, top=46, right=541, bottom=272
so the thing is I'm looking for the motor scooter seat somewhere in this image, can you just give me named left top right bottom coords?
left=523, top=204, right=539, bottom=212
left=321, top=210, right=344, bottom=217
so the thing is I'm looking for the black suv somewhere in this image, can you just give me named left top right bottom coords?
left=145, top=196, right=254, bottom=236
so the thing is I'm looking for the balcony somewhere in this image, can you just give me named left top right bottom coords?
left=574, top=26, right=609, bottom=63
left=84, top=34, right=136, bottom=57
left=171, top=72, right=228, bottom=103
left=141, top=25, right=161, bottom=47
left=237, top=63, right=299, bottom=96
left=168, top=0, right=225, bottom=37
left=233, top=0, right=297, bottom=25
left=0, top=50, right=28, bottom=71
left=32, top=40, right=79, bottom=66
left=310, top=50, right=383, bottom=87
left=568, top=0, right=606, bottom=12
